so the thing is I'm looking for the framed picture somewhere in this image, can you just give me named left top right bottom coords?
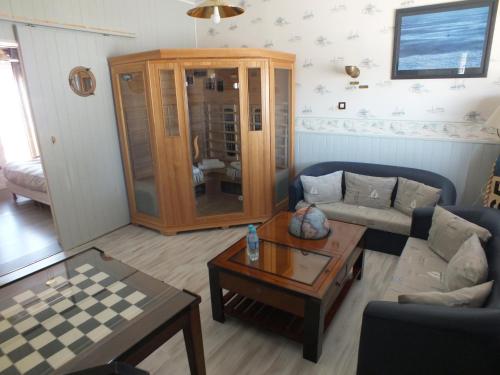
left=392, top=0, right=498, bottom=79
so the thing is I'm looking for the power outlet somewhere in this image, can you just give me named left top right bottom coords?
left=338, top=102, right=346, bottom=110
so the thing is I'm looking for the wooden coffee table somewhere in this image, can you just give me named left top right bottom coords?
left=207, top=212, right=366, bottom=362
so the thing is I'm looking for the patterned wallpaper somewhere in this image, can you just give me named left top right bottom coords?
left=195, top=0, right=500, bottom=142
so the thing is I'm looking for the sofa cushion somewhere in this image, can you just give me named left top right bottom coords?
left=444, top=234, right=488, bottom=291
left=428, top=206, right=492, bottom=262
left=383, top=237, right=448, bottom=302
left=300, top=171, right=343, bottom=204
left=394, top=177, right=441, bottom=216
left=296, top=200, right=411, bottom=236
left=344, top=172, right=397, bottom=209
left=398, top=281, right=494, bottom=308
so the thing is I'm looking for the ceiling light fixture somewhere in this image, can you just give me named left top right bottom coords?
left=187, top=0, right=245, bottom=25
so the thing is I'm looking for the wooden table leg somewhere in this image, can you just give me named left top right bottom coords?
left=183, top=303, right=206, bottom=375
left=303, top=298, right=324, bottom=363
left=208, top=267, right=225, bottom=322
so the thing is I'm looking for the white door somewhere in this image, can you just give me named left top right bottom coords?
left=16, top=25, right=129, bottom=249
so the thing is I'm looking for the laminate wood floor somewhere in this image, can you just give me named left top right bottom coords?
left=88, top=224, right=399, bottom=375
left=0, top=188, right=60, bottom=274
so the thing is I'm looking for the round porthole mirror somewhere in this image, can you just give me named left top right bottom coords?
left=69, top=66, right=96, bottom=96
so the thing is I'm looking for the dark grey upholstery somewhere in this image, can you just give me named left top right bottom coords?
left=357, top=207, right=500, bottom=375
left=288, top=161, right=457, bottom=255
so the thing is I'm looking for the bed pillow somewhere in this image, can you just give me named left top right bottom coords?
left=300, top=171, right=343, bottom=204
left=398, top=281, right=493, bottom=308
left=444, top=234, right=488, bottom=291
left=394, top=177, right=441, bottom=216
left=428, top=206, right=492, bottom=262
left=344, top=172, right=397, bottom=209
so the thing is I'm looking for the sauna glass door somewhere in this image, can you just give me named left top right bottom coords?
left=274, top=68, right=292, bottom=206
left=185, top=67, right=244, bottom=217
left=117, top=69, right=160, bottom=218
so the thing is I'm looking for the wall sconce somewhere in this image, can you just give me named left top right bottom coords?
left=345, top=65, right=368, bottom=89
left=345, top=65, right=360, bottom=79
left=345, top=65, right=360, bottom=85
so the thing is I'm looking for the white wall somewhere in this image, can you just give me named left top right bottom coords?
left=0, top=0, right=196, bottom=51
left=196, top=0, right=500, bottom=123
left=196, top=0, right=500, bottom=204
left=0, top=20, right=14, bottom=42
left=0, top=0, right=196, bottom=249
left=296, top=132, right=500, bottom=205
left=0, top=0, right=498, bottom=248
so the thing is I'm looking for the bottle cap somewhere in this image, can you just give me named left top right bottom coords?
left=248, top=224, right=256, bottom=232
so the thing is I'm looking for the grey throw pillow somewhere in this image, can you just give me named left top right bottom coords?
left=398, top=281, right=493, bottom=308
left=344, top=172, right=397, bottom=209
left=394, top=177, right=441, bottom=216
left=428, top=206, right=492, bottom=262
left=445, top=234, right=488, bottom=291
left=300, top=171, right=343, bottom=204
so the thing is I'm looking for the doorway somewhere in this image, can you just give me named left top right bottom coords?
left=0, top=43, right=61, bottom=276
left=185, top=67, right=245, bottom=217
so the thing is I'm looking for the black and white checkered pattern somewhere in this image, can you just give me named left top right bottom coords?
left=0, top=264, right=150, bottom=375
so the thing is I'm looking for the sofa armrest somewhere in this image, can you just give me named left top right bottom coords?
left=288, top=176, right=304, bottom=211
left=357, top=301, right=500, bottom=375
left=438, top=180, right=457, bottom=205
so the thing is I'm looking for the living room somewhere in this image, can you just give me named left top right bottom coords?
left=0, top=0, right=500, bottom=374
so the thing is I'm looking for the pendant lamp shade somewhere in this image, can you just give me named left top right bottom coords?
left=187, top=0, right=244, bottom=22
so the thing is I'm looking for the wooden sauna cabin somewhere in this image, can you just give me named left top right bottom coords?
left=109, top=49, right=295, bottom=235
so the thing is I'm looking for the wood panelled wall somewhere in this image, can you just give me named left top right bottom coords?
left=295, top=131, right=500, bottom=205
left=0, top=0, right=194, bottom=50
left=0, top=0, right=195, bottom=249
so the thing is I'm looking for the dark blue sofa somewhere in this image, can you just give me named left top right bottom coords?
left=288, top=161, right=457, bottom=255
left=357, top=207, right=500, bottom=375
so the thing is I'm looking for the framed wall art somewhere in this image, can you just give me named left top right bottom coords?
left=392, top=0, right=498, bottom=79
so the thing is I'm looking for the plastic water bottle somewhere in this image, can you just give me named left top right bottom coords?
left=246, top=225, right=259, bottom=262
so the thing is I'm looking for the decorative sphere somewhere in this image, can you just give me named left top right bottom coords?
left=288, top=205, right=331, bottom=240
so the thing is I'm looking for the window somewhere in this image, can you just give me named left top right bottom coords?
left=0, top=45, right=39, bottom=163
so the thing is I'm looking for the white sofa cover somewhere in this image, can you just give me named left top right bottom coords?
left=296, top=200, right=412, bottom=236
left=383, top=237, right=448, bottom=302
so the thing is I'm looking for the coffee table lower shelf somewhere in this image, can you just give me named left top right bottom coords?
left=221, top=268, right=359, bottom=346
left=223, top=291, right=305, bottom=342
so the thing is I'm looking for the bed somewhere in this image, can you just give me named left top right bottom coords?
left=2, top=158, right=51, bottom=205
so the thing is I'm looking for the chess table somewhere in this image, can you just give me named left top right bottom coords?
left=0, top=248, right=206, bottom=375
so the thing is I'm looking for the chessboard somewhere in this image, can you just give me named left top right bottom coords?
left=0, top=263, right=152, bottom=375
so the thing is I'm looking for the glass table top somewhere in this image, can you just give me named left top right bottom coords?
left=0, top=248, right=186, bottom=375
left=230, top=240, right=332, bottom=285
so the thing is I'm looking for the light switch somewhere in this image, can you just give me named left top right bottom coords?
left=338, top=102, right=346, bottom=110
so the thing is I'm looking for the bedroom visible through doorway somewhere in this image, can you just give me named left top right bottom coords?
left=0, top=42, right=60, bottom=278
